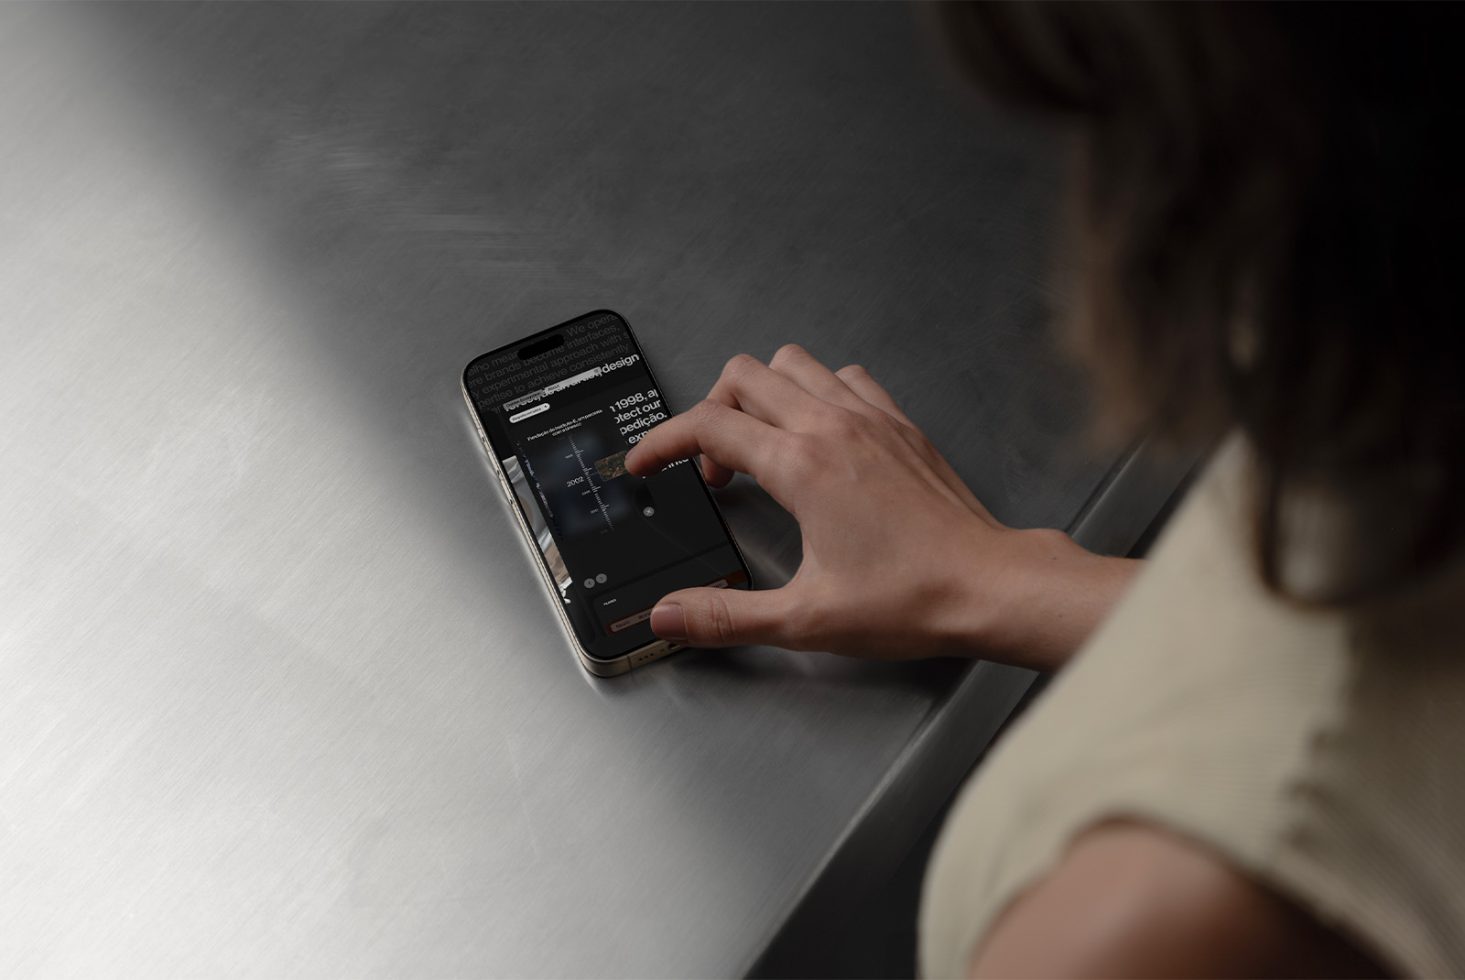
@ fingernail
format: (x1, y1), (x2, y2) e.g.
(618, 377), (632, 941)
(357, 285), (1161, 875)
(650, 602), (687, 640)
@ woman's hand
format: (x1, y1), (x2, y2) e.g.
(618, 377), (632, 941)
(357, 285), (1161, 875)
(625, 345), (1138, 670)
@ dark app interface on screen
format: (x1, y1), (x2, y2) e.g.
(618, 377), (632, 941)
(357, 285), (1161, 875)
(465, 312), (748, 660)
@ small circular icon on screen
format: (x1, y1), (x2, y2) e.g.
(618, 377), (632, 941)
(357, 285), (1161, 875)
(642, 506), (655, 518)
(595, 572), (607, 584)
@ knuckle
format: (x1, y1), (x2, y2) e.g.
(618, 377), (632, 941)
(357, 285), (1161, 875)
(688, 398), (720, 424)
(688, 399), (731, 434)
(771, 342), (809, 367)
(691, 398), (726, 421)
(698, 594), (738, 645)
(721, 353), (760, 383)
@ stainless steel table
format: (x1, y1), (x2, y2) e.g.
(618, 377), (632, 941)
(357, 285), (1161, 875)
(0, 4), (1185, 976)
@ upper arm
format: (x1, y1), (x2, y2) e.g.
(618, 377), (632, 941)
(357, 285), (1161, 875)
(966, 820), (1386, 979)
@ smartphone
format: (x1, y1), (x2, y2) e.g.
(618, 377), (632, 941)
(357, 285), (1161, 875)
(461, 310), (752, 676)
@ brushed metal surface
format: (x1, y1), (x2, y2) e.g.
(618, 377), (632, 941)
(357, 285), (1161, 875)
(1, 4), (1146, 976)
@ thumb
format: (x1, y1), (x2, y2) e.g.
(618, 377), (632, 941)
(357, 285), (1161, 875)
(649, 586), (791, 649)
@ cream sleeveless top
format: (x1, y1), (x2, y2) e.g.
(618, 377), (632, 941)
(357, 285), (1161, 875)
(920, 438), (1465, 978)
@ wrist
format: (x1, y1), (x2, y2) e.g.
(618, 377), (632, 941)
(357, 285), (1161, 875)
(967, 528), (1141, 671)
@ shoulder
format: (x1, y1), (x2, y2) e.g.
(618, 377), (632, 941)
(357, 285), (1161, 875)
(965, 819), (1385, 978)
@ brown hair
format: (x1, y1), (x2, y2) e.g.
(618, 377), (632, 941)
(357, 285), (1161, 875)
(932, 2), (1465, 602)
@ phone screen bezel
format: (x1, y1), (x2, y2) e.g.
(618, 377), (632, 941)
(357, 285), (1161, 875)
(462, 309), (752, 664)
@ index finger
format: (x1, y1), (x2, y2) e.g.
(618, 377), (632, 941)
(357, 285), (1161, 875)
(625, 400), (793, 496)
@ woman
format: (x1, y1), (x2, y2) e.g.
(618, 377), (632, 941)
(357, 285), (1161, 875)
(627, 4), (1464, 976)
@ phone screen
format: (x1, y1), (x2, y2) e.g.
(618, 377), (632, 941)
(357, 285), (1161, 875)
(463, 311), (750, 662)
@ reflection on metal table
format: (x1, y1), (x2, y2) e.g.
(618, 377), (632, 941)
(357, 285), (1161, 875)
(0, 4), (1188, 976)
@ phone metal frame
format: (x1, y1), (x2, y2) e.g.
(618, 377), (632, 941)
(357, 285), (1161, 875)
(459, 310), (750, 677)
